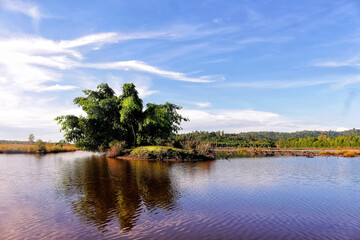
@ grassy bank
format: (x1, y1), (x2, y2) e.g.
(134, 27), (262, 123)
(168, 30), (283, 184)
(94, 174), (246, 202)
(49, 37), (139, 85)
(117, 146), (215, 161)
(0, 143), (78, 154)
(216, 148), (360, 158)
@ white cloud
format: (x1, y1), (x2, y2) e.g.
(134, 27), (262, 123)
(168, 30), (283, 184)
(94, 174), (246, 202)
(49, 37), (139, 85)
(179, 109), (333, 133)
(0, 0), (42, 21)
(35, 84), (78, 92)
(336, 127), (350, 132)
(194, 102), (211, 108)
(212, 18), (222, 24)
(59, 32), (119, 49)
(0, 28), (224, 140)
(227, 79), (335, 89)
(106, 74), (158, 98)
(0, 102), (84, 140)
(328, 76), (360, 89)
(0, 31), (205, 104)
(314, 55), (360, 68)
(83, 61), (217, 83)
(156, 24), (237, 40)
(237, 36), (293, 45)
(225, 75), (360, 90)
(0, 36), (86, 98)
(0, 32), (141, 140)
(131, 78), (158, 98)
(0, 31), (216, 105)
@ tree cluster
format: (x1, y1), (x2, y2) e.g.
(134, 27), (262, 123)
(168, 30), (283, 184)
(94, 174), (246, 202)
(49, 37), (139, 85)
(55, 83), (187, 151)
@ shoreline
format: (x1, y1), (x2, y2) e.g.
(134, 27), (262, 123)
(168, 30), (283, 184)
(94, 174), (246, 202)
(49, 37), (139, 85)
(0, 149), (77, 154)
(215, 148), (360, 158)
(116, 155), (213, 162)
(0, 143), (78, 154)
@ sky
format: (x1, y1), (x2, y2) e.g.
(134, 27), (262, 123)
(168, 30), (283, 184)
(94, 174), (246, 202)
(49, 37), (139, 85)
(1, 0), (360, 141)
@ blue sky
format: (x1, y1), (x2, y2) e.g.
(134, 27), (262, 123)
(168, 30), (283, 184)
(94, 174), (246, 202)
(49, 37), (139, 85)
(0, 0), (360, 140)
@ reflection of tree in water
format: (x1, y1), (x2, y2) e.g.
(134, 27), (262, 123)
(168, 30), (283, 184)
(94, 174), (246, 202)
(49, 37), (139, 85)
(58, 156), (180, 232)
(177, 160), (216, 176)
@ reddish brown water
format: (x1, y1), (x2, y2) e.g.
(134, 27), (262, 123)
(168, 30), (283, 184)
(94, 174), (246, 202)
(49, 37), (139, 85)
(1, 151), (360, 239)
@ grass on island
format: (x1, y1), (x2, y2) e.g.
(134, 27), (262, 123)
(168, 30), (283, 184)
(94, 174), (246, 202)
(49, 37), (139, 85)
(127, 146), (212, 161)
(0, 143), (78, 154)
(133, 146), (191, 153)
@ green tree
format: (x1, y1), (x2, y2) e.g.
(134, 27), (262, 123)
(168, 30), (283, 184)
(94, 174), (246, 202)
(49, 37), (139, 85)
(35, 139), (46, 152)
(139, 102), (188, 145)
(56, 83), (123, 151)
(119, 83), (143, 147)
(55, 83), (187, 151)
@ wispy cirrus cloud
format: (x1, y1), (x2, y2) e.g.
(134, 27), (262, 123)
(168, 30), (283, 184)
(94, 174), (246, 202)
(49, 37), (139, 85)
(0, 30), (218, 98)
(237, 36), (293, 45)
(194, 102), (211, 108)
(83, 61), (218, 83)
(0, 0), (42, 20)
(226, 79), (335, 89)
(314, 55), (360, 68)
(0, 0), (43, 28)
(225, 75), (360, 90)
(0, 29), (221, 139)
(58, 31), (186, 50)
(34, 84), (78, 92)
(160, 24), (238, 40)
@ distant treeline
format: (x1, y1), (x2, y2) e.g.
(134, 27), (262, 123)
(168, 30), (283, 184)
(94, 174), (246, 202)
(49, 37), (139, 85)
(176, 129), (360, 148)
(0, 140), (28, 144)
(278, 135), (360, 148)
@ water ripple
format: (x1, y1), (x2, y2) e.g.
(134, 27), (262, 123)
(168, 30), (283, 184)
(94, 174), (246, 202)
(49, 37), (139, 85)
(2, 154), (360, 239)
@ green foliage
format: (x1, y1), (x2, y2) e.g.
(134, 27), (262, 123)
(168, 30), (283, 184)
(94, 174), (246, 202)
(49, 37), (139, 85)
(129, 146), (212, 161)
(56, 83), (186, 151)
(107, 140), (127, 158)
(55, 140), (66, 149)
(175, 131), (277, 148)
(168, 138), (212, 155)
(195, 142), (212, 155)
(139, 102), (188, 145)
(119, 83), (143, 146)
(278, 135), (360, 148)
(35, 139), (46, 152)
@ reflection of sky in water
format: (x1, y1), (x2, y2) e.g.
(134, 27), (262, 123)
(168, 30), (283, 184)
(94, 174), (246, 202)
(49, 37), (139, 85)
(1, 153), (360, 239)
(173, 157), (360, 190)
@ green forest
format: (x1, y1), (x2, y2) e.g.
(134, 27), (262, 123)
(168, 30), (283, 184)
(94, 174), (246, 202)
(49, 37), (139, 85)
(176, 129), (360, 148)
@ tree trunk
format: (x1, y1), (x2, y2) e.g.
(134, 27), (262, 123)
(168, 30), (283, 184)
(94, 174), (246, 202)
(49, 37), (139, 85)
(131, 125), (136, 146)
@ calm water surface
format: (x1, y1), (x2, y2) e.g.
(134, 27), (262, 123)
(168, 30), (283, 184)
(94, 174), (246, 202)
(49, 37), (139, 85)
(1, 151), (360, 239)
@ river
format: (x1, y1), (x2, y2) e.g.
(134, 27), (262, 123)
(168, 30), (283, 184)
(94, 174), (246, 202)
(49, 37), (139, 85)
(1, 151), (360, 239)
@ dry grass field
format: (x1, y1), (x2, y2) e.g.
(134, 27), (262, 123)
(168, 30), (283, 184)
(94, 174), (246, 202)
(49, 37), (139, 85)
(0, 143), (78, 154)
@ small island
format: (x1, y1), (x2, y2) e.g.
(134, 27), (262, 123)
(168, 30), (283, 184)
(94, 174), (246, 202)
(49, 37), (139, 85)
(117, 146), (214, 161)
(55, 82), (213, 161)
